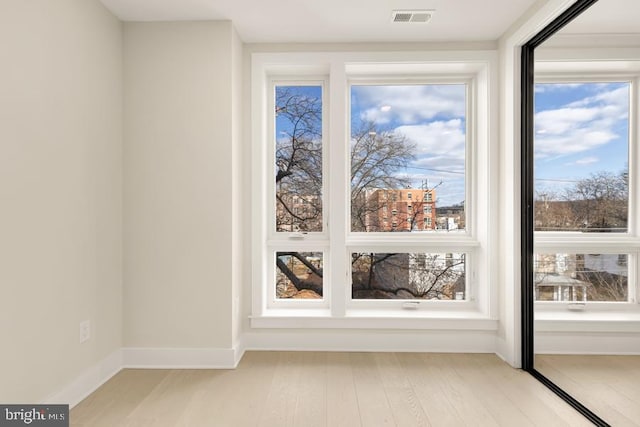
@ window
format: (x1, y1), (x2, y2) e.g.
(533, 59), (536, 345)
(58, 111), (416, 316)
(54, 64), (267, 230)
(276, 252), (324, 299)
(274, 84), (324, 234)
(534, 78), (638, 306)
(351, 252), (466, 300)
(350, 83), (466, 235)
(265, 81), (328, 308)
(424, 217), (432, 228)
(252, 52), (496, 326)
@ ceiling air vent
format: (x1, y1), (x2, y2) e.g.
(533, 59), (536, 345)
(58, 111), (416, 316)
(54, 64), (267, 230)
(391, 10), (434, 23)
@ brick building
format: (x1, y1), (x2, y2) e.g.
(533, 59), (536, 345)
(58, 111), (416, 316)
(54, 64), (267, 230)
(362, 188), (436, 232)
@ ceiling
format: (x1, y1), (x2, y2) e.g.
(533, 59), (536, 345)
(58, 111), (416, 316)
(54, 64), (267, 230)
(99, 0), (539, 43)
(557, 0), (640, 35)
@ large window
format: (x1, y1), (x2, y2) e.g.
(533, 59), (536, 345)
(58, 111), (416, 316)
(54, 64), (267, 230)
(252, 52), (496, 326)
(348, 82), (467, 300)
(534, 79), (638, 306)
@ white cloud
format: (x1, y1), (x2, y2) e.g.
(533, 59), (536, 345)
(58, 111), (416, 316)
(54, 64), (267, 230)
(395, 119), (466, 173)
(534, 85), (628, 159)
(566, 86), (629, 111)
(565, 156), (599, 166)
(353, 84), (466, 125)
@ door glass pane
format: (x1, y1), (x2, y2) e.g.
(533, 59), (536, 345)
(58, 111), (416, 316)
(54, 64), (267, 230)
(534, 82), (630, 232)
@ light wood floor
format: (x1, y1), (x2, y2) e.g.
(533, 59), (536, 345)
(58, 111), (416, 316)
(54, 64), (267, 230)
(536, 354), (640, 427)
(70, 351), (592, 427)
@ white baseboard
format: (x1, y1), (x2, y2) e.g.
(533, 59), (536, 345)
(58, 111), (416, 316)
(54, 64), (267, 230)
(536, 332), (640, 355)
(122, 347), (242, 369)
(241, 330), (498, 353)
(43, 349), (122, 409)
(42, 345), (246, 409)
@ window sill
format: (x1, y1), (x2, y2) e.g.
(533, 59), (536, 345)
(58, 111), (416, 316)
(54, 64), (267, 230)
(250, 309), (497, 330)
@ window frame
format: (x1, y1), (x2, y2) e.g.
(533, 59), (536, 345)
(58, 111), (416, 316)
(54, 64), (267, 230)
(266, 78), (330, 309)
(268, 78), (329, 241)
(533, 70), (640, 312)
(346, 77), (474, 239)
(345, 77), (477, 309)
(251, 51), (498, 328)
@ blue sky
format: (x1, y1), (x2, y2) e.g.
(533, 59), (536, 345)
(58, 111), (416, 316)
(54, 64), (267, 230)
(534, 82), (629, 197)
(277, 82), (629, 207)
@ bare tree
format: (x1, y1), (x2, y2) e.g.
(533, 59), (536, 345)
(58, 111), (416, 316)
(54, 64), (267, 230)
(276, 252), (323, 297)
(535, 170), (628, 232)
(566, 171), (628, 232)
(534, 190), (577, 231)
(351, 253), (465, 299)
(275, 87), (323, 232)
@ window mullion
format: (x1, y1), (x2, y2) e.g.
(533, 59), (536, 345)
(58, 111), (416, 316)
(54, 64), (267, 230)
(329, 60), (348, 317)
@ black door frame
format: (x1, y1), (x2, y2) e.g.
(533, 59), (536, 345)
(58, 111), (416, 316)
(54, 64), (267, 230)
(520, 0), (610, 425)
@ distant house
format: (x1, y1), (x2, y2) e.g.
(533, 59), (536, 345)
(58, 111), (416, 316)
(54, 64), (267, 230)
(534, 253), (627, 302)
(436, 203), (465, 231)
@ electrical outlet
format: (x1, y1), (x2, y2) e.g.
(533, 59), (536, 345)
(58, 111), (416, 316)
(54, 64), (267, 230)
(79, 320), (91, 343)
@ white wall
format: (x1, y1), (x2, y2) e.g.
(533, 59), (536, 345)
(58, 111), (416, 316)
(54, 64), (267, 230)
(0, 0), (123, 403)
(123, 21), (239, 354)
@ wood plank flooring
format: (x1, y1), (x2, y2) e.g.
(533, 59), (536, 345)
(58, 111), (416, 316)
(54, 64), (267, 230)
(70, 352), (592, 427)
(536, 354), (640, 427)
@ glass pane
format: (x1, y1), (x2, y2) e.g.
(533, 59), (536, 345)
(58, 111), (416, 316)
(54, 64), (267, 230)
(275, 85), (323, 232)
(351, 252), (466, 300)
(534, 82), (629, 232)
(534, 253), (628, 302)
(350, 84), (466, 232)
(276, 252), (323, 299)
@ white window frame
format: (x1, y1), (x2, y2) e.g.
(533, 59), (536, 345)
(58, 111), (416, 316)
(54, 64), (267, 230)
(266, 78), (330, 309)
(251, 51), (498, 329)
(533, 63), (640, 323)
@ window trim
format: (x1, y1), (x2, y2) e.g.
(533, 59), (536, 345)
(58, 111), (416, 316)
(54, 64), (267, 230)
(251, 51), (499, 328)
